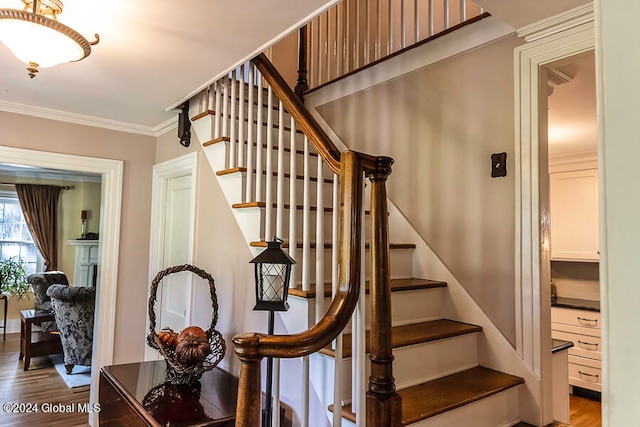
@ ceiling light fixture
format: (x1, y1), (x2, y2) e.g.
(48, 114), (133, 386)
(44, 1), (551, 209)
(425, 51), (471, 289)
(0, 0), (99, 78)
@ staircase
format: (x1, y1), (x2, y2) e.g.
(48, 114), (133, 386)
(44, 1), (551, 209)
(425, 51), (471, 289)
(188, 54), (525, 426)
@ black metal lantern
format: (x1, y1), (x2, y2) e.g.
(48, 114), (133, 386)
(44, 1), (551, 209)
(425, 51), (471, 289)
(250, 237), (296, 312)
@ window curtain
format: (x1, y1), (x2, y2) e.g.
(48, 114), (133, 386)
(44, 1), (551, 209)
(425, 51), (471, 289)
(15, 184), (63, 271)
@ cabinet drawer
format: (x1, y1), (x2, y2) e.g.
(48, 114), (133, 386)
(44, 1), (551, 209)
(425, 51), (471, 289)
(552, 330), (601, 360)
(569, 356), (601, 392)
(551, 307), (600, 332)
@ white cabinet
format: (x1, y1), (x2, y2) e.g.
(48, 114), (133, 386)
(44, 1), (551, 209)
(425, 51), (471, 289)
(551, 307), (601, 392)
(550, 169), (599, 261)
(68, 240), (100, 287)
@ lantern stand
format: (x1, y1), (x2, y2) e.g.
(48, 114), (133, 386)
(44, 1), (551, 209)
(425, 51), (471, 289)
(249, 237), (296, 427)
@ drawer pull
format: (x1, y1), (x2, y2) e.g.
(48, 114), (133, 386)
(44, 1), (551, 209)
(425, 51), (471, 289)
(579, 371), (599, 381)
(577, 317), (598, 326)
(578, 340), (599, 350)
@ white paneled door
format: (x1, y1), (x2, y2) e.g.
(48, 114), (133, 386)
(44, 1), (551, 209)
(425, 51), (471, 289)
(159, 174), (194, 332)
(146, 152), (197, 362)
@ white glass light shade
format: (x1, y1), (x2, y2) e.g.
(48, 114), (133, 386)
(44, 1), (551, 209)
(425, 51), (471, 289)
(0, 18), (84, 67)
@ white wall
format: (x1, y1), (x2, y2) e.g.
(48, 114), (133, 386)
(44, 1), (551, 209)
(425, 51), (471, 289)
(314, 34), (522, 345)
(595, 1), (640, 425)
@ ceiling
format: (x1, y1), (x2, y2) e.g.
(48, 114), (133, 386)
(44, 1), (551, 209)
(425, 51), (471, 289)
(547, 51), (597, 159)
(0, 0), (337, 135)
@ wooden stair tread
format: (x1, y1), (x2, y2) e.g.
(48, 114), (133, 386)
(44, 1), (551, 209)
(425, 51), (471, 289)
(250, 241), (415, 250)
(219, 168), (333, 184)
(333, 367), (524, 425)
(288, 278), (446, 298)
(320, 319), (481, 358)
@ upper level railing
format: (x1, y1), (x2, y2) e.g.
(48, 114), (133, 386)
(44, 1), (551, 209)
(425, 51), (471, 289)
(297, 0), (485, 92)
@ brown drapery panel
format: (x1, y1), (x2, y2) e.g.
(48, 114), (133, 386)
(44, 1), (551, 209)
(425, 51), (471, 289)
(15, 184), (63, 271)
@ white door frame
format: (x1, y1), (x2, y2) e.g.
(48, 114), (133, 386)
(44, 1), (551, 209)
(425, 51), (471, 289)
(0, 145), (123, 426)
(514, 5), (594, 424)
(144, 152), (198, 361)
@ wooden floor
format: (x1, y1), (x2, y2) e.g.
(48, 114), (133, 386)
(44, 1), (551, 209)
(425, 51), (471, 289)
(0, 332), (91, 426)
(516, 394), (601, 427)
(567, 394), (602, 427)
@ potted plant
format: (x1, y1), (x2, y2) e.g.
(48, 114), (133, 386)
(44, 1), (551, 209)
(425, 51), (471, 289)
(0, 256), (30, 300)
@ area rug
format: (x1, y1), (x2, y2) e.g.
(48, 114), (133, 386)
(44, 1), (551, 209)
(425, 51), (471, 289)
(49, 354), (91, 388)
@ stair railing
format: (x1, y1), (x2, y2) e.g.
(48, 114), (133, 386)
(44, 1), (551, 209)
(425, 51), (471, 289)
(191, 53), (400, 426)
(296, 0), (486, 92)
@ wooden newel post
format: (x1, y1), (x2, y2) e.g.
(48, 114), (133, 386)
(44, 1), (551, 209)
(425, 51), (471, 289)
(295, 26), (309, 99)
(233, 333), (263, 427)
(366, 156), (402, 427)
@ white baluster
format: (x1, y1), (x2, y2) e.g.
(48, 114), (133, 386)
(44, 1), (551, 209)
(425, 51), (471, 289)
(414, 0), (420, 43)
(315, 17), (321, 87)
(344, 0), (350, 74)
(315, 157), (325, 319)
(238, 64), (246, 169)
(222, 76), (229, 138)
(276, 101), (285, 239)
(460, 0), (467, 21)
(388, 0), (393, 54)
(326, 9), (331, 82)
(230, 70), (237, 168)
(401, 0), (406, 48)
(255, 75), (264, 201)
(302, 136), (311, 292)
(376, 0), (381, 60)
(273, 358), (281, 427)
(214, 81), (221, 138)
(301, 355), (310, 427)
(207, 87), (214, 112)
(444, 0), (450, 29)
(335, 4), (342, 79)
(365, 0), (370, 65)
(246, 66), (255, 202)
(265, 86), (274, 240)
(355, 0), (360, 68)
(354, 187), (366, 426)
(289, 118), (297, 287)
(428, 0), (434, 36)
(332, 177), (342, 426)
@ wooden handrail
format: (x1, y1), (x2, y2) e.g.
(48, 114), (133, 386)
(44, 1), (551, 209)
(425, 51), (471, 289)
(251, 53), (341, 175)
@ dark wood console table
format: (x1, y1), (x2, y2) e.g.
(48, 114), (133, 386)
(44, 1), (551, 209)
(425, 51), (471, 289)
(99, 360), (238, 426)
(19, 309), (62, 370)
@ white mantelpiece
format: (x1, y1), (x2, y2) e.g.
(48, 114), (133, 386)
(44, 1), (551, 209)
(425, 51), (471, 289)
(68, 239), (100, 287)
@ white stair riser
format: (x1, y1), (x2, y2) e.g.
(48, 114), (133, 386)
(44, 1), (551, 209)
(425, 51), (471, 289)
(289, 247), (414, 284)
(335, 387), (520, 427)
(292, 287), (446, 332)
(341, 288), (446, 332)
(408, 387), (521, 427)
(327, 333), (479, 397)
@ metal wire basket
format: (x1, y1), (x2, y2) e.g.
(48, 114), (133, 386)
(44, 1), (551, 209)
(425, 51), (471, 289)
(146, 264), (225, 385)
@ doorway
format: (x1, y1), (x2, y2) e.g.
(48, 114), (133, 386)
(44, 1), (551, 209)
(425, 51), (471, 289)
(0, 145), (123, 426)
(544, 50), (602, 426)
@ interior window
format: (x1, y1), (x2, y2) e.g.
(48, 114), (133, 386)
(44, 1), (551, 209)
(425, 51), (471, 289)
(0, 191), (45, 274)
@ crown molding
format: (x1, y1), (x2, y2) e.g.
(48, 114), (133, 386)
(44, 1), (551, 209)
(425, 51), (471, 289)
(153, 116), (178, 136)
(517, 4), (594, 42)
(0, 100), (174, 137)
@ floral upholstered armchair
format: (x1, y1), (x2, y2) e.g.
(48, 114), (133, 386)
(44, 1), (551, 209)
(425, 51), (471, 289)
(46, 285), (96, 374)
(26, 271), (69, 332)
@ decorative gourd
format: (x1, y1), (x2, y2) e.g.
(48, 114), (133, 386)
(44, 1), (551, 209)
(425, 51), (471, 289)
(157, 329), (179, 349)
(175, 326), (210, 366)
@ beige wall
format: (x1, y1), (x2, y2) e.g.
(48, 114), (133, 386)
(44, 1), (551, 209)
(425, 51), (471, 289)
(0, 110), (155, 364)
(316, 34), (522, 345)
